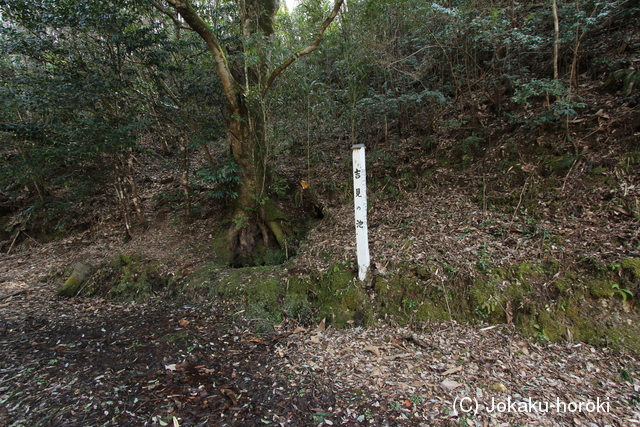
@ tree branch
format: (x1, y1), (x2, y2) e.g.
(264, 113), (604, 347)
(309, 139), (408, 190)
(150, 0), (192, 31)
(163, 0), (241, 113)
(261, 0), (345, 98)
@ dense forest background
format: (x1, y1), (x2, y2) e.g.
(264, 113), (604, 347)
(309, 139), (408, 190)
(2, 0), (637, 241)
(1, 0), (640, 346)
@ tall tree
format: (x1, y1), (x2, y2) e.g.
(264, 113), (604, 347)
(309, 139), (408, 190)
(155, 0), (344, 265)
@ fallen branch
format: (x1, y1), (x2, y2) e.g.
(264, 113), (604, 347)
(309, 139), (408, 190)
(7, 230), (20, 255)
(505, 176), (530, 236)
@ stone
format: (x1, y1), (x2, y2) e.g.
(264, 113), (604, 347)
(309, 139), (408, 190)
(57, 262), (93, 297)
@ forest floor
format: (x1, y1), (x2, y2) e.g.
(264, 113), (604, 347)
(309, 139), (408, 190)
(1, 88), (640, 426)
(1, 160), (640, 426)
(1, 271), (639, 427)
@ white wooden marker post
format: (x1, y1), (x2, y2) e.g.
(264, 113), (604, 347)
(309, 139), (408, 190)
(352, 144), (370, 281)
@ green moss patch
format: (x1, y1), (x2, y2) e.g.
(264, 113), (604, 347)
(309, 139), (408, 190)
(57, 262), (93, 297)
(81, 254), (171, 302)
(365, 257), (640, 354)
(210, 224), (233, 266)
(620, 258), (640, 290)
(184, 262), (371, 330)
(175, 255), (640, 354)
(587, 279), (616, 298)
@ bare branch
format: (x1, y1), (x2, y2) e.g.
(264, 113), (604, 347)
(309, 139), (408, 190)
(261, 0), (345, 98)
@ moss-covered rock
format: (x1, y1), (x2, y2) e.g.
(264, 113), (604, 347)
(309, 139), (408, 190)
(81, 254), (170, 302)
(57, 262), (93, 297)
(587, 279), (616, 299)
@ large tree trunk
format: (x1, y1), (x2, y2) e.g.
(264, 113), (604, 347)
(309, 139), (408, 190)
(226, 98), (273, 266)
(160, 0), (342, 265)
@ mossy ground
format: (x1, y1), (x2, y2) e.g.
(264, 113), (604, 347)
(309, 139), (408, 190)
(76, 245), (640, 354)
(180, 262), (372, 331)
(81, 253), (172, 302)
(170, 252), (640, 354)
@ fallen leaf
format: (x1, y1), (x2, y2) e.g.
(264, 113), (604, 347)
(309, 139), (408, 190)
(440, 379), (463, 391)
(490, 382), (507, 392)
(176, 362), (191, 370)
(442, 365), (463, 376)
(365, 345), (381, 357)
(384, 353), (413, 361)
(178, 319), (189, 327)
(220, 388), (238, 404)
(375, 261), (388, 275)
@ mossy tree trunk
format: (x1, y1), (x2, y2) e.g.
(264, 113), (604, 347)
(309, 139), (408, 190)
(159, 0), (343, 265)
(227, 98), (272, 265)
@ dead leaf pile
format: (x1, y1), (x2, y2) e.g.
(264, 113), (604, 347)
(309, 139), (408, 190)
(270, 321), (640, 426)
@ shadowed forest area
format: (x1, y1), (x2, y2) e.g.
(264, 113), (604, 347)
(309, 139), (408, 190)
(1, 0), (640, 425)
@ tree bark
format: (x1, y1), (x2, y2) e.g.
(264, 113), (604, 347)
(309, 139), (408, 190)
(227, 100), (270, 265)
(162, 0), (240, 113)
(178, 137), (191, 219)
(127, 152), (147, 227)
(158, 0), (343, 265)
(552, 0), (560, 82)
(114, 158), (134, 238)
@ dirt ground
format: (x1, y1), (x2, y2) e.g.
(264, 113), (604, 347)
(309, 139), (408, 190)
(1, 105), (640, 425)
(1, 236), (639, 426)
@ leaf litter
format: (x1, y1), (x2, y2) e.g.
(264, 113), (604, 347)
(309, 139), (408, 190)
(1, 91), (639, 425)
(1, 282), (639, 426)
(1, 165), (640, 426)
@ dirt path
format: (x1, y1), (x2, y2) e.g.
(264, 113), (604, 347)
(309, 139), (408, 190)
(1, 170), (639, 426)
(0, 286), (312, 426)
